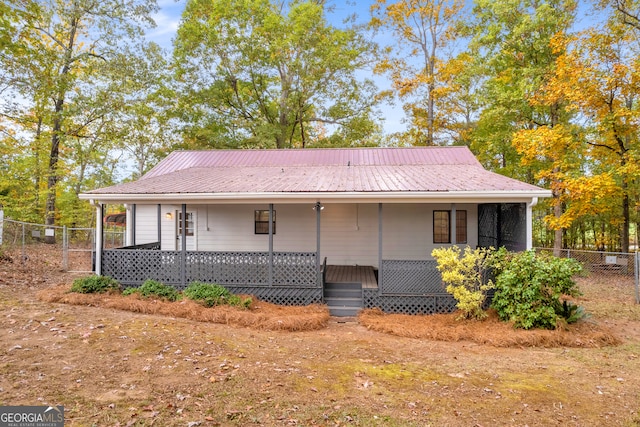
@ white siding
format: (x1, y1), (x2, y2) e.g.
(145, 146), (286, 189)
(320, 204), (379, 266)
(133, 204), (159, 245)
(382, 203), (478, 261)
(132, 202), (479, 265)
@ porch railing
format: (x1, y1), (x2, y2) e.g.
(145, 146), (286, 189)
(102, 249), (318, 289)
(380, 260), (443, 294)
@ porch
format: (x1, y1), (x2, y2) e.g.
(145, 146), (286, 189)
(101, 247), (457, 315)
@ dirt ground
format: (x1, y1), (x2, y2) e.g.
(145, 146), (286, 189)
(1, 247), (640, 426)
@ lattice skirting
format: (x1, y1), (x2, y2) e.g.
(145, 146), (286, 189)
(225, 286), (323, 306)
(363, 289), (457, 315)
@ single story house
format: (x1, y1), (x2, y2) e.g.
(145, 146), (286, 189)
(79, 147), (551, 316)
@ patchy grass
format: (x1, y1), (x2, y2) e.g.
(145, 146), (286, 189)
(2, 253), (640, 426)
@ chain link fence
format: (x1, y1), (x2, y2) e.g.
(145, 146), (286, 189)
(537, 248), (640, 304)
(0, 217), (95, 273)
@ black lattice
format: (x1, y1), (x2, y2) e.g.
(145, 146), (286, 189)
(103, 249), (181, 285)
(380, 260), (443, 294)
(363, 289), (456, 315)
(226, 286), (323, 306)
(103, 249), (318, 288)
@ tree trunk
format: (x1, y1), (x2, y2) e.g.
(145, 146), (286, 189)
(45, 99), (64, 244)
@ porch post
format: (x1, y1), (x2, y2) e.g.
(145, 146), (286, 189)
(378, 203), (383, 294)
(269, 203), (274, 286)
(131, 204), (136, 246)
(157, 204), (161, 247)
(181, 203), (187, 288)
(95, 202), (104, 276)
(526, 198), (538, 250)
(316, 202), (321, 274)
(451, 203), (457, 245)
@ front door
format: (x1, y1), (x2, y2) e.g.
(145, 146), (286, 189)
(175, 210), (196, 250)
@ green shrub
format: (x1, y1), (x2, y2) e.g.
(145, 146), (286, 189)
(184, 282), (252, 309)
(431, 246), (501, 320)
(491, 250), (584, 329)
(123, 279), (181, 302)
(71, 275), (120, 294)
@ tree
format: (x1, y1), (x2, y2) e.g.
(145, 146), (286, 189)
(0, 0), (158, 235)
(557, 20), (640, 252)
(370, 0), (465, 146)
(173, 0), (381, 149)
(467, 0), (578, 254)
(608, 0), (640, 29)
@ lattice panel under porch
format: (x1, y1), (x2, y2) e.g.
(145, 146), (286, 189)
(380, 260), (444, 294)
(226, 286), (323, 306)
(363, 289), (457, 315)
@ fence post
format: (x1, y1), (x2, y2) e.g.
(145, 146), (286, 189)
(635, 251), (639, 305)
(62, 225), (68, 271)
(21, 222), (25, 264)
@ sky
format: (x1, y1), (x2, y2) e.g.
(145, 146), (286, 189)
(144, 0), (406, 136)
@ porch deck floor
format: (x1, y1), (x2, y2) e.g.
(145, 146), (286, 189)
(325, 265), (378, 289)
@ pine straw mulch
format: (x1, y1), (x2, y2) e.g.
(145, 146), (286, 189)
(37, 285), (330, 332)
(358, 307), (622, 348)
(37, 285), (623, 348)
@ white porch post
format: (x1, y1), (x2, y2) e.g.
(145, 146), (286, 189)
(526, 198), (538, 250)
(125, 204), (133, 246)
(95, 202), (103, 276)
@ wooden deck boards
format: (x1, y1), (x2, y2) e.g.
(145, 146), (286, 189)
(325, 265), (378, 288)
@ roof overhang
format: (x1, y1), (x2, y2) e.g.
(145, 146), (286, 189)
(80, 190), (552, 205)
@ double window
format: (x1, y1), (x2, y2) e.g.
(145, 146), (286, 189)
(433, 210), (467, 244)
(255, 210), (276, 234)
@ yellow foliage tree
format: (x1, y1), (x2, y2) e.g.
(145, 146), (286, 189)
(370, 0), (465, 145)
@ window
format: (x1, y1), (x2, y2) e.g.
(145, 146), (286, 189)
(433, 211), (450, 243)
(178, 212), (194, 236)
(255, 210), (276, 234)
(433, 210), (467, 244)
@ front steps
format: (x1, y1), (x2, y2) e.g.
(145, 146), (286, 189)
(324, 282), (363, 317)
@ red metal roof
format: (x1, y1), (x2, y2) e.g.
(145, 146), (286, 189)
(84, 147), (550, 200)
(142, 146), (482, 179)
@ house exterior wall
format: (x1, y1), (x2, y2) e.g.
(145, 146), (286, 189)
(382, 203), (478, 260)
(133, 204), (159, 246)
(132, 202), (479, 266)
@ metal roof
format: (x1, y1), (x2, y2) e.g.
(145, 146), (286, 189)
(81, 147), (551, 203)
